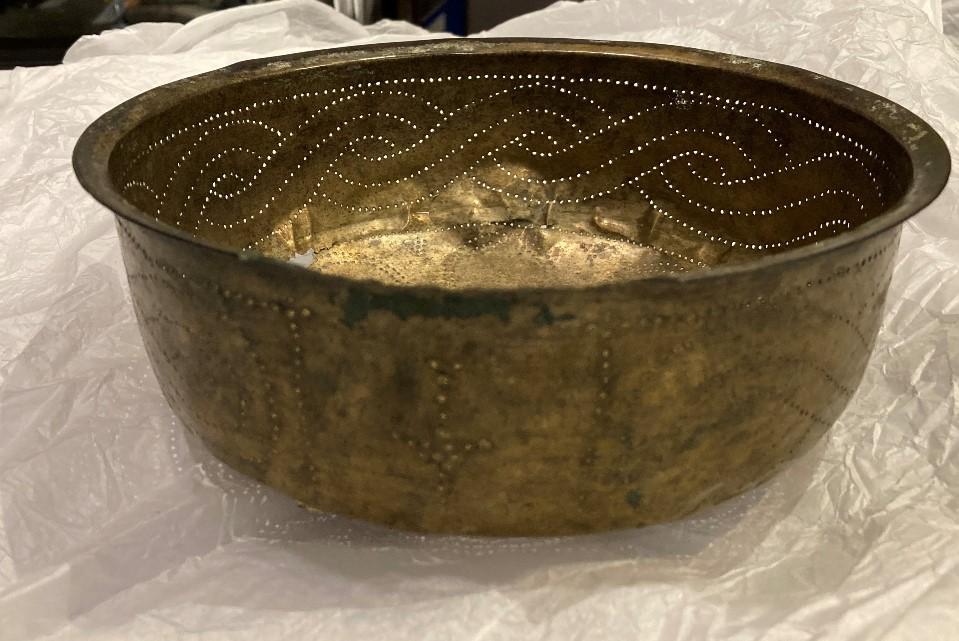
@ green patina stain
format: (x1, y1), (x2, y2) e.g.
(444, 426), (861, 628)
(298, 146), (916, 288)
(533, 304), (575, 326)
(342, 287), (515, 327)
(625, 489), (643, 508)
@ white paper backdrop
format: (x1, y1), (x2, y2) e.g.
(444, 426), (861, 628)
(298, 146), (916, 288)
(1, 1), (957, 639)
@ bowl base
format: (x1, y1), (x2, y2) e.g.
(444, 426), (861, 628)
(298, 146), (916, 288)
(307, 221), (693, 289)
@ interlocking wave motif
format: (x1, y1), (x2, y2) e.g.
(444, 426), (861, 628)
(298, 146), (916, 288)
(118, 74), (889, 260)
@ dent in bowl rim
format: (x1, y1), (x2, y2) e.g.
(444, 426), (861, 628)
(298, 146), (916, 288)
(72, 38), (951, 292)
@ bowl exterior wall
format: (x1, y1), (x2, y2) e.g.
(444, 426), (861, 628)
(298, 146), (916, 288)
(118, 216), (898, 535)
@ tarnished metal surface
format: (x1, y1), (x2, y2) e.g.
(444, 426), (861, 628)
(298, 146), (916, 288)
(73, 39), (949, 535)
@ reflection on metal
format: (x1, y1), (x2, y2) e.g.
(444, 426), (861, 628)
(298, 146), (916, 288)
(74, 39), (950, 536)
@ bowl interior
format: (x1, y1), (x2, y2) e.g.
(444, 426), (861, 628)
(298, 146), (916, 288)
(109, 45), (912, 289)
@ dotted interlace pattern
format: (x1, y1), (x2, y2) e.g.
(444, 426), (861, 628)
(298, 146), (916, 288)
(116, 70), (892, 282)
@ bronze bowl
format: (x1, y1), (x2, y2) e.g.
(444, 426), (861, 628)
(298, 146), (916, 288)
(73, 39), (949, 536)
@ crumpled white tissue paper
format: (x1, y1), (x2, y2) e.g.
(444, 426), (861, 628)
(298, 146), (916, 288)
(1, 0), (957, 639)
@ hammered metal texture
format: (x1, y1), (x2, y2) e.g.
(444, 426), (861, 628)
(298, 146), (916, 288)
(74, 40), (950, 535)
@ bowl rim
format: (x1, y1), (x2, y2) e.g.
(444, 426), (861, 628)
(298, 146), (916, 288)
(73, 37), (951, 293)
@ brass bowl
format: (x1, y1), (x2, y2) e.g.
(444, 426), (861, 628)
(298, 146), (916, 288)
(73, 39), (949, 536)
